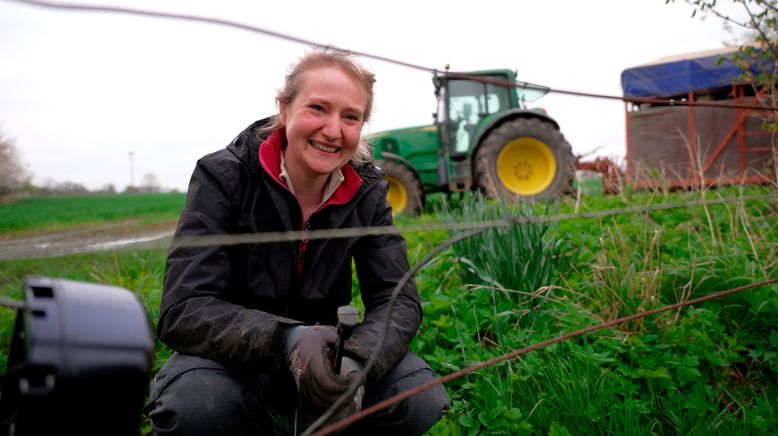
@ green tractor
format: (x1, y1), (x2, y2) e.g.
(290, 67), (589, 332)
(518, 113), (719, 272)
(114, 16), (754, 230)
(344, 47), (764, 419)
(371, 69), (575, 215)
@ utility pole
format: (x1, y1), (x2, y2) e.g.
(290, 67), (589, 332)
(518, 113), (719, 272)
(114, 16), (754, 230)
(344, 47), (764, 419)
(128, 151), (135, 188)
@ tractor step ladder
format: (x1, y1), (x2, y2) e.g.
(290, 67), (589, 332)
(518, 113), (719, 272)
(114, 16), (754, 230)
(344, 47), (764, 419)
(448, 157), (472, 192)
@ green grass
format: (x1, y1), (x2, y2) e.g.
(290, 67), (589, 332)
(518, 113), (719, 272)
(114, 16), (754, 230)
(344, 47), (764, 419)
(572, 174), (604, 196)
(415, 185), (777, 434)
(0, 250), (170, 371)
(0, 192), (186, 234)
(0, 185), (776, 434)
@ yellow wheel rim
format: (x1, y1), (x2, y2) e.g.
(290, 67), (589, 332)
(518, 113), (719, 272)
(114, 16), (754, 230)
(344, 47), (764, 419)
(385, 176), (408, 213)
(496, 137), (557, 196)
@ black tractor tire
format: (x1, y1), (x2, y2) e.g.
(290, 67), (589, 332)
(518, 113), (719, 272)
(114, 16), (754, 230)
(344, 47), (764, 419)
(376, 159), (424, 216)
(474, 118), (575, 201)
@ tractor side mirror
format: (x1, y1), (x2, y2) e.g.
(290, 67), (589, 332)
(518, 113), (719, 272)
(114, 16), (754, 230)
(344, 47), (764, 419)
(432, 75), (442, 91)
(0, 276), (154, 435)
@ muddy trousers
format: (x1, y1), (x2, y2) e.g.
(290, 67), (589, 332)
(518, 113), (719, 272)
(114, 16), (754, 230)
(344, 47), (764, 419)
(145, 351), (450, 435)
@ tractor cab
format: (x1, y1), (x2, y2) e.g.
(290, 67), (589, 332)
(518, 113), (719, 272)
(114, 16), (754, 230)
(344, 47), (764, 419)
(432, 70), (552, 192)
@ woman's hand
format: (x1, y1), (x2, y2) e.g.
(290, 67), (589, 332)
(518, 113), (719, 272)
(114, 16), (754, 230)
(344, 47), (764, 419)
(285, 326), (363, 415)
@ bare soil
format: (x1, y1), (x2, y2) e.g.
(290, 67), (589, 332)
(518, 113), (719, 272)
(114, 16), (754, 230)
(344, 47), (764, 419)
(0, 219), (178, 260)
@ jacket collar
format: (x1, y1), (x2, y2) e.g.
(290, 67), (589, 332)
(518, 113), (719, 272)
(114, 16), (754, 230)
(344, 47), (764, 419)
(258, 129), (363, 208)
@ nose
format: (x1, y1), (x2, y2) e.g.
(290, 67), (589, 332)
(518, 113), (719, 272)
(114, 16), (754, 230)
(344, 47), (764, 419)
(321, 115), (342, 140)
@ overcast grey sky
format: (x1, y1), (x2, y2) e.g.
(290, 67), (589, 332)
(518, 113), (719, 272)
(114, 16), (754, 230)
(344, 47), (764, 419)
(0, 0), (747, 192)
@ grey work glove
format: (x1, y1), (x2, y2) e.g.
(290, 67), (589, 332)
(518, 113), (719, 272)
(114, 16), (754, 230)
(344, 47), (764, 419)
(284, 326), (364, 418)
(336, 356), (365, 418)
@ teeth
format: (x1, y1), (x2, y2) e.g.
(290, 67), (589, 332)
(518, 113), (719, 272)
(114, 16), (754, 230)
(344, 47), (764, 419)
(310, 141), (338, 153)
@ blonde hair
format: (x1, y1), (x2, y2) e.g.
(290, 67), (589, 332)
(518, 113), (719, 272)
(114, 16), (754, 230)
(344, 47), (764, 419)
(262, 48), (376, 164)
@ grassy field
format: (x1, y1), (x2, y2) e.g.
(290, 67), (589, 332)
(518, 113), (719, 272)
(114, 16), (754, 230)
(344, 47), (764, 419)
(0, 192), (186, 234)
(0, 186), (776, 434)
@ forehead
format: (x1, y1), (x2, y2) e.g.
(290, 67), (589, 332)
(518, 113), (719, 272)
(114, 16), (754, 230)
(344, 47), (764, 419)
(296, 66), (368, 109)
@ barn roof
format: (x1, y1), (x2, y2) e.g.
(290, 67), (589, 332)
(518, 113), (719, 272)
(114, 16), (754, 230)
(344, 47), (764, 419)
(621, 47), (773, 98)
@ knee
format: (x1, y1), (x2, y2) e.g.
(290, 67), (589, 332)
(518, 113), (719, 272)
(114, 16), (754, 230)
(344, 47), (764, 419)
(391, 369), (451, 433)
(148, 367), (259, 435)
(355, 353), (451, 435)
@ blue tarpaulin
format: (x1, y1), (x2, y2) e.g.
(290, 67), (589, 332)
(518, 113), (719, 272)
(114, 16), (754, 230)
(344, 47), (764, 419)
(621, 48), (772, 98)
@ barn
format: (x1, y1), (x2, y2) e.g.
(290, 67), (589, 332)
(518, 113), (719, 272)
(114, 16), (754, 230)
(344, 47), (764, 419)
(621, 47), (775, 189)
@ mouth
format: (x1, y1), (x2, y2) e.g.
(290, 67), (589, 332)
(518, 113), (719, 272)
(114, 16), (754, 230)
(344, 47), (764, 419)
(309, 140), (339, 154)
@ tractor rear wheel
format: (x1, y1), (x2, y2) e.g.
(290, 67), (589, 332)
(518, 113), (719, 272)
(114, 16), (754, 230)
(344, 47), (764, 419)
(376, 159), (423, 216)
(474, 118), (574, 201)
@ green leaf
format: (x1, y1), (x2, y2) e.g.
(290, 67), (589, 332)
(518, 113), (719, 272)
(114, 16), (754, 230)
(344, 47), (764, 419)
(549, 422), (572, 436)
(478, 411), (492, 427)
(504, 407), (522, 420)
(459, 414), (476, 428)
(635, 367), (671, 379)
(678, 366), (702, 379)
(431, 314), (451, 328)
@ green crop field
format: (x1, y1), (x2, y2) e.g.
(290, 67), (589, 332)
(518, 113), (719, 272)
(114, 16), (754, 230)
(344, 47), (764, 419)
(0, 186), (776, 434)
(0, 192), (186, 234)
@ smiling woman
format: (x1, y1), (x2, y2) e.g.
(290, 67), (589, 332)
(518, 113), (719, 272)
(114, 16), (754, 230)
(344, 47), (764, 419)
(277, 65), (369, 223)
(144, 48), (450, 435)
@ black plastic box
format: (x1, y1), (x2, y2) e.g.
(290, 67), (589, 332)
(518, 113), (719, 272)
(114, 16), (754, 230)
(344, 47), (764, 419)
(0, 277), (154, 435)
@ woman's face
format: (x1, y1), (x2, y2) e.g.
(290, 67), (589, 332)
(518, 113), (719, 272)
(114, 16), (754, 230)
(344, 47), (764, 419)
(279, 65), (368, 180)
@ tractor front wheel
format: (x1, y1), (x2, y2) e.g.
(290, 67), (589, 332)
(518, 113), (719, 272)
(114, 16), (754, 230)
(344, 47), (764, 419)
(376, 159), (423, 216)
(474, 118), (574, 201)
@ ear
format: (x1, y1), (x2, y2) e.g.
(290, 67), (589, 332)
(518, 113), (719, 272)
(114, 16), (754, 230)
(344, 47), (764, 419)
(278, 103), (288, 126)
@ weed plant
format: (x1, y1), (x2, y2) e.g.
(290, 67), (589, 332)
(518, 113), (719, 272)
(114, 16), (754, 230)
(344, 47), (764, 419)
(435, 194), (566, 326)
(419, 186), (776, 435)
(0, 185), (775, 434)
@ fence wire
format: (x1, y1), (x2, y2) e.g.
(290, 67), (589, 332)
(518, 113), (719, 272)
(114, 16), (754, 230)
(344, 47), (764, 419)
(312, 278), (778, 435)
(1, 193), (775, 260)
(8, 0), (778, 111)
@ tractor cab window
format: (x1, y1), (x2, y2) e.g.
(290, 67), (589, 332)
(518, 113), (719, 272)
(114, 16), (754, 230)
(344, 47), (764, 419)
(447, 76), (512, 153)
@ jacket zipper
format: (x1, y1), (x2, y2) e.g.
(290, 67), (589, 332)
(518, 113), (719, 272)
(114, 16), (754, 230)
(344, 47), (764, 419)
(297, 220), (310, 275)
(294, 179), (380, 278)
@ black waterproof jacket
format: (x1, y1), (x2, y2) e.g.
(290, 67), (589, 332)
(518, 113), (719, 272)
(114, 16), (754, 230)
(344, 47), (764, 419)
(157, 119), (422, 384)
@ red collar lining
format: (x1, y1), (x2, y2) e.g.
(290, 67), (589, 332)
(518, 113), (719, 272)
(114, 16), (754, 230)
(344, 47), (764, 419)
(258, 129), (363, 208)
